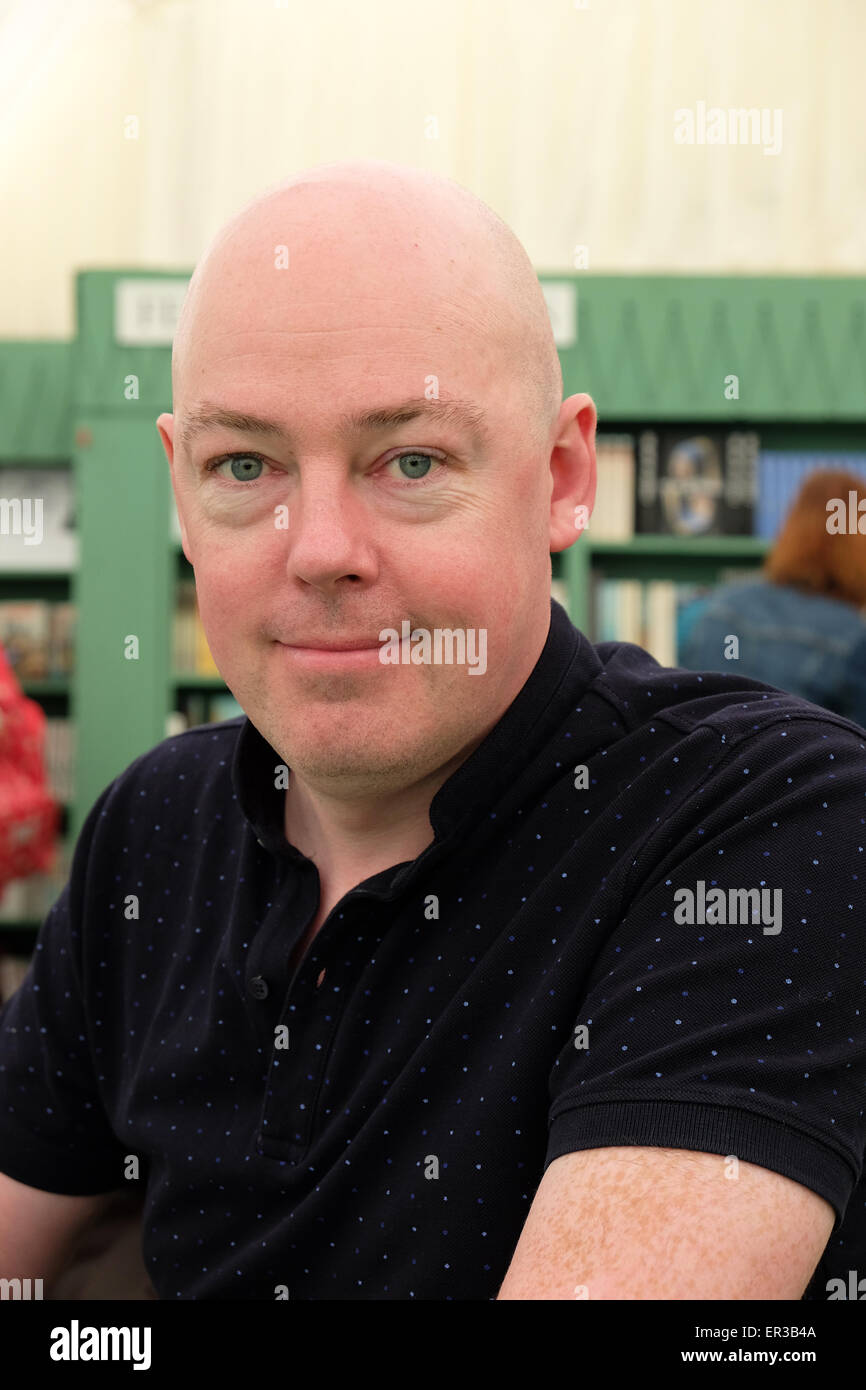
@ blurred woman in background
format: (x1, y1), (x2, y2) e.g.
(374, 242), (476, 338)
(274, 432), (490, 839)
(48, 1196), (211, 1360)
(678, 469), (866, 730)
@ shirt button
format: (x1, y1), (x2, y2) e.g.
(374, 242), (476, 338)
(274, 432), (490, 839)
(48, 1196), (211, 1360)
(256, 838), (266, 849)
(247, 975), (269, 1000)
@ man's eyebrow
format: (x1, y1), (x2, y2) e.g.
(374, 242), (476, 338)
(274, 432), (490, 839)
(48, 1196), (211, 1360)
(177, 397), (489, 452)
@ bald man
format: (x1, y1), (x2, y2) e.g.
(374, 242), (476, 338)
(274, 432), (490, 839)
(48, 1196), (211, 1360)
(159, 159), (575, 958)
(1, 161), (865, 1303)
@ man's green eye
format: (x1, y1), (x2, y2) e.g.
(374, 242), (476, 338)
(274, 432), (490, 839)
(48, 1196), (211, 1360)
(225, 455), (264, 481)
(207, 454), (265, 481)
(393, 452), (435, 480)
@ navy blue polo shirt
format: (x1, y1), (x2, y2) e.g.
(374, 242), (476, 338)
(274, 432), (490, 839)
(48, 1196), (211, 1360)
(1, 599), (865, 1301)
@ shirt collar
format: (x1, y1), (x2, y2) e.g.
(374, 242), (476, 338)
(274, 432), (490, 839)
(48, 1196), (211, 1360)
(231, 599), (602, 861)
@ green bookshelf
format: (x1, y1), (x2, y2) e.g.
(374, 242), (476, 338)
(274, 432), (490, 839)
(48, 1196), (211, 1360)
(0, 270), (865, 930)
(583, 536), (770, 556)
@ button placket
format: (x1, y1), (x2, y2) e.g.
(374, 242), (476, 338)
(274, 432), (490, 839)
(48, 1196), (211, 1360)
(258, 895), (388, 1159)
(258, 917), (359, 1159)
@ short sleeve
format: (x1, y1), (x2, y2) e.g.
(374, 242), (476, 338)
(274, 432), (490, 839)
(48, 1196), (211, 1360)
(545, 715), (866, 1230)
(0, 782), (129, 1195)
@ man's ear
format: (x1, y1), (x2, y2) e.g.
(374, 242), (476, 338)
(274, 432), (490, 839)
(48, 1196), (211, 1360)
(548, 393), (597, 553)
(156, 412), (194, 566)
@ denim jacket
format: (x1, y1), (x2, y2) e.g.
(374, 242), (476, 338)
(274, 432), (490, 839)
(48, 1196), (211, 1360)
(678, 579), (866, 733)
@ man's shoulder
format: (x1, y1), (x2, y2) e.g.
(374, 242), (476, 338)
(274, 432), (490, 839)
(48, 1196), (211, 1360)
(116, 715), (245, 780)
(588, 638), (866, 752)
(87, 717), (247, 830)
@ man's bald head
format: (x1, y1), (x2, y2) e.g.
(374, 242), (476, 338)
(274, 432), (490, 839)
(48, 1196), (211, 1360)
(171, 159), (562, 449)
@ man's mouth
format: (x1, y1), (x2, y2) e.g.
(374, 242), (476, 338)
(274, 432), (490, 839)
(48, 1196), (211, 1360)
(280, 636), (383, 651)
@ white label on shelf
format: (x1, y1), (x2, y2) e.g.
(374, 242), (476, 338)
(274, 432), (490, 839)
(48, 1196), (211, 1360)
(114, 279), (191, 346)
(541, 281), (577, 348)
(0, 467), (77, 570)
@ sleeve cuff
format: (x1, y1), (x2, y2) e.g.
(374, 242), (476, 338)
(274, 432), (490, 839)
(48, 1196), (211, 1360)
(0, 1139), (128, 1197)
(545, 1096), (859, 1231)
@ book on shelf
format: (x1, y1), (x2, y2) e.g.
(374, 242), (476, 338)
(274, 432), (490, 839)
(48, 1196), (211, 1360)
(588, 434), (636, 539)
(42, 718), (75, 803)
(174, 578), (220, 675)
(0, 953), (30, 1002)
(635, 429), (759, 536)
(0, 466), (77, 570)
(0, 601), (76, 679)
(0, 835), (72, 924)
(645, 582), (678, 668)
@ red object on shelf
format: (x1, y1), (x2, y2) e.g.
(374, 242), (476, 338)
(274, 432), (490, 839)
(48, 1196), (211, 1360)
(0, 641), (59, 898)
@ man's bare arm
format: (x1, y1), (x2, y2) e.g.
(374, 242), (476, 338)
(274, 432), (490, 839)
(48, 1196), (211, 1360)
(497, 1145), (835, 1299)
(0, 1169), (118, 1292)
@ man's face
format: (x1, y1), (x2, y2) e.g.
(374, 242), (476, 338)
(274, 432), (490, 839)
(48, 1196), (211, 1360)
(158, 226), (563, 796)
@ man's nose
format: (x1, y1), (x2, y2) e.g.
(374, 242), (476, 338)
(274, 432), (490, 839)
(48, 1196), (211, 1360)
(286, 472), (378, 589)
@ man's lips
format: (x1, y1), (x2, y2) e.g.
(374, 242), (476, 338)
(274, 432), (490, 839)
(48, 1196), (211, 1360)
(278, 637), (383, 651)
(276, 638), (386, 671)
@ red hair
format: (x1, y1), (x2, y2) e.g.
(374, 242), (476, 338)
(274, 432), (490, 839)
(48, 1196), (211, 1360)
(765, 469), (866, 608)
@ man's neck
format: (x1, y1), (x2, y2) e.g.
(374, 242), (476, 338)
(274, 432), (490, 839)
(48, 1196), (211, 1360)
(282, 735), (487, 893)
(284, 775), (435, 882)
